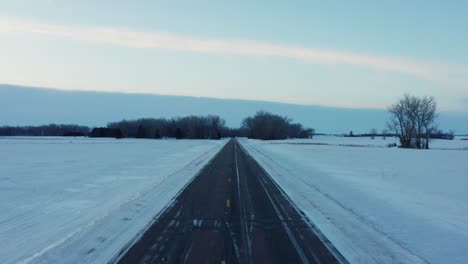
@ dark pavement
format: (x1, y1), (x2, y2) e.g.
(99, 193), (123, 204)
(115, 139), (346, 264)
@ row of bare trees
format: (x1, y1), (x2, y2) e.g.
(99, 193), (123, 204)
(107, 115), (225, 139)
(0, 124), (90, 137)
(387, 94), (437, 149)
(106, 112), (314, 140)
(0, 113), (314, 140)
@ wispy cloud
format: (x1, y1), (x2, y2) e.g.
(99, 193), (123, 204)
(1, 16), (467, 86)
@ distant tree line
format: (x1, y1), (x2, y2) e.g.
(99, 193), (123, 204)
(89, 127), (123, 138)
(344, 129), (453, 141)
(105, 112), (314, 140)
(345, 130), (396, 139)
(219, 127), (250, 138)
(430, 129), (455, 140)
(242, 111), (314, 140)
(1, 102), (454, 145)
(0, 112), (314, 140)
(0, 124), (90, 137)
(106, 115), (225, 139)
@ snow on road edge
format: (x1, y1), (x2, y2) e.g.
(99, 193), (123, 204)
(27, 139), (227, 264)
(240, 139), (427, 264)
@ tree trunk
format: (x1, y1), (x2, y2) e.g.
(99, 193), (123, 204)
(425, 127), (430, 149)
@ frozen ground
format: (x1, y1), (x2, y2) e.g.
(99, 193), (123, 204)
(240, 137), (468, 264)
(282, 135), (468, 150)
(0, 137), (227, 264)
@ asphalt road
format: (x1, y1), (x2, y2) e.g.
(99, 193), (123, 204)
(115, 139), (346, 264)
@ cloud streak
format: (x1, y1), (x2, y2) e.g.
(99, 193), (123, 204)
(1, 16), (467, 85)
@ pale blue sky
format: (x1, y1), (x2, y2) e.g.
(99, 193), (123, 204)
(1, 1), (467, 111)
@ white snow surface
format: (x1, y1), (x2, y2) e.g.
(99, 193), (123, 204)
(240, 137), (468, 264)
(0, 137), (227, 264)
(285, 135), (468, 150)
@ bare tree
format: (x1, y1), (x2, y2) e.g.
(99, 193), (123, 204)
(370, 128), (378, 139)
(381, 129), (387, 140)
(419, 96), (437, 149)
(242, 111), (289, 140)
(387, 94), (437, 149)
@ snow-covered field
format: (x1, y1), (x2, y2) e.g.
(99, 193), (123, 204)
(0, 137), (227, 264)
(282, 135), (468, 150)
(240, 137), (468, 264)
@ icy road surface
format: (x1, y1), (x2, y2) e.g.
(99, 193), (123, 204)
(0, 137), (227, 264)
(240, 138), (468, 264)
